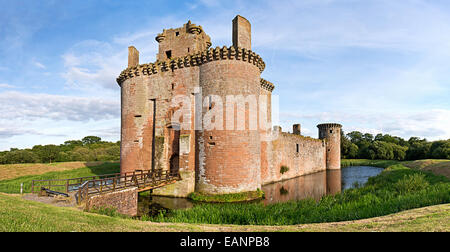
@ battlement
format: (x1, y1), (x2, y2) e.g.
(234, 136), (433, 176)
(117, 46), (266, 85)
(317, 123), (342, 129)
(260, 78), (275, 92)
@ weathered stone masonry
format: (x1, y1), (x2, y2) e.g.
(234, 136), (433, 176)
(117, 15), (342, 197)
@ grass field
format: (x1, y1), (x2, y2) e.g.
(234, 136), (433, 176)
(0, 162), (120, 194)
(0, 159), (448, 231)
(0, 193), (448, 232)
(0, 161), (109, 181)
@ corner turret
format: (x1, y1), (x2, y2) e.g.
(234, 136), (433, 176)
(317, 123), (342, 170)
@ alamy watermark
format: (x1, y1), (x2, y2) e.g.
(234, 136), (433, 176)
(168, 87), (281, 141)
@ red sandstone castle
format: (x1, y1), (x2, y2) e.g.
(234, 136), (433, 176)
(116, 15), (342, 197)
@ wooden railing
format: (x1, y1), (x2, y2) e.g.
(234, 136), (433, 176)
(31, 169), (181, 203)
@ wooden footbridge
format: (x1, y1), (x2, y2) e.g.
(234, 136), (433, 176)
(31, 169), (181, 204)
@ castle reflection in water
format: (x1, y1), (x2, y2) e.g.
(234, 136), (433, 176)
(262, 170), (342, 204)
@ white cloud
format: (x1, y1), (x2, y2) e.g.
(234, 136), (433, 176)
(0, 83), (15, 89)
(280, 109), (450, 141)
(0, 91), (119, 122)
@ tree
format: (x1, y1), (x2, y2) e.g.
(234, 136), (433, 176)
(341, 130), (359, 158)
(429, 140), (450, 159)
(2, 150), (40, 164)
(82, 136), (102, 145)
(34, 145), (60, 163)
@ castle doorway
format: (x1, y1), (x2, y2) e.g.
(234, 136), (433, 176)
(165, 123), (180, 173)
(170, 154), (179, 174)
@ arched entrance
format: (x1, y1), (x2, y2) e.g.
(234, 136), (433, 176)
(165, 123), (180, 174)
(170, 154), (179, 174)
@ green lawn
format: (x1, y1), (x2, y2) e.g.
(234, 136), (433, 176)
(1, 193), (448, 232)
(0, 162), (120, 194)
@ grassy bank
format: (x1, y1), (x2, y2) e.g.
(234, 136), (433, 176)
(0, 193), (448, 232)
(341, 159), (401, 168)
(0, 162), (120, 194)
(149, 163), (450, 225)
(188, 190), (265, 203)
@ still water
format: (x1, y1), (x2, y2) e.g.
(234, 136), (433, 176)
(138, 166), (384, 215)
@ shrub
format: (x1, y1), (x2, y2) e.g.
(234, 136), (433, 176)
(394, 174), (430, 194)
(280, 166), (289, 174)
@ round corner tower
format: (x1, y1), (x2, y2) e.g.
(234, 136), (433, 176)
(317, 123), (342, 170)
(196, 15), (262, 194)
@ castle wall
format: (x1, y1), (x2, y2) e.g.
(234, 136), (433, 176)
(262, 132), (327, 185)
(196, 60), (262, 194)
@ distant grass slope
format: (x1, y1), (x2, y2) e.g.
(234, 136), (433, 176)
(0, 161), (109, 181)
(402, 160), (450, 179)
(0, 162), (120, 194)
(0, 193), (448, 232)
(342, 159), (450, 179)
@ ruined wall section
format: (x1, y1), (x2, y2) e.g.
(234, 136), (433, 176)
(233, 15), (251, 50)
(156, 21), (211, 61)
(263, 131), (327, 185)
(85, 187), (138, 216)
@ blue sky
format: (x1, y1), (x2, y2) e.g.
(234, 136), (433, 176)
(0, 0), (449, 151)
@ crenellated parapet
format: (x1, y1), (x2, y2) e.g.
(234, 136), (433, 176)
(260, 78), (275, 92)
(317, 123), (343, 130)
(117, 46), (266, 85)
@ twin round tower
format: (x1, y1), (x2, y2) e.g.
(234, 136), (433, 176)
(116, 15), (342, 197)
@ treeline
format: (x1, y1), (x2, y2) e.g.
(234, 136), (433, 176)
(341, 131), (450, 160)
(0, 136), (120, 164)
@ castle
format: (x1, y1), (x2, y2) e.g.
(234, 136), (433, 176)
(116, 15), (342, 197)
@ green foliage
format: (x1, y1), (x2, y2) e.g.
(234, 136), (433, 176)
(82, 136), (102, 145)
(394, 174), (429, 194)
(342, 130), (449, 161)
(1, 150), (40, 164)
(0, 136), (120, 164)
(280, 165), (289, 174)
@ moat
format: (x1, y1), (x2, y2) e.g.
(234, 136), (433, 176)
(137, 166), (384, 216)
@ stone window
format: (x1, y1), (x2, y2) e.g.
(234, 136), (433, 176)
(330, 129), (333, 133)
(175, 31), (180, 36)
(296, 143), (299, 153)
(166, 50), (172, 59)
(171, 83), (175, 90)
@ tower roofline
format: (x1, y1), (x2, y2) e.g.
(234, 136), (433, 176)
(317, 123), (342, 129)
